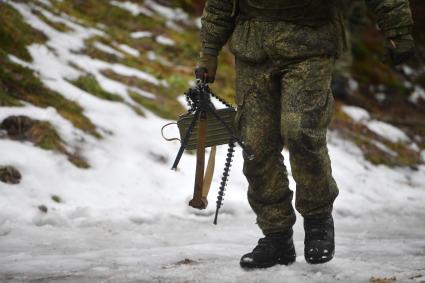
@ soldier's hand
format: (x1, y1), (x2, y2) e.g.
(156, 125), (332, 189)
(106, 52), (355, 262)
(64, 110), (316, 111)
(384, 34), (416, 66)
(195, 52), (218, 83)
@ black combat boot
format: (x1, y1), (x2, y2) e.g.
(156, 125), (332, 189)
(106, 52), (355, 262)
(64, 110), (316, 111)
(240, 230), (296, 269)
(304, 215), (335, 264)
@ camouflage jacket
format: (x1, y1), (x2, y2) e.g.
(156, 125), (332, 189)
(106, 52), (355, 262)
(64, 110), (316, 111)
(201, 0), (414, 54)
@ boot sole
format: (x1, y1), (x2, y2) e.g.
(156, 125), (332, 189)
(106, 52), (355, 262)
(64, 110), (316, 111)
(240, 256), (296, 269)
(305, 252), (335, 265)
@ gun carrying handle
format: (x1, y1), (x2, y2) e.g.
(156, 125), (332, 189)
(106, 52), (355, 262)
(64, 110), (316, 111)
(161, 122), (180, 142)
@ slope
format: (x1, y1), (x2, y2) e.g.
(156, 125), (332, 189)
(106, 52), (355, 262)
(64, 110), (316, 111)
(0, 1), (424, 282)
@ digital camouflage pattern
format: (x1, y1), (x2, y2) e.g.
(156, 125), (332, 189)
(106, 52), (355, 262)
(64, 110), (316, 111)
(200, 0), (414, 234)
(201, 0), (413, 54)
(235, 57), (338, 234)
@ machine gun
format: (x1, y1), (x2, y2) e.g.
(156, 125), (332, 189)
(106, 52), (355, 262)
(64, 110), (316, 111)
(164, 80), (253, 224)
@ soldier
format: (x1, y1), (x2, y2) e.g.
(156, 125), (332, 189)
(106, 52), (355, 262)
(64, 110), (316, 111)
(196, 0), (415, 269)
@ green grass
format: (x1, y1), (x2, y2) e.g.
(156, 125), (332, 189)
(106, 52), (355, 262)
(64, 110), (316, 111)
(331, 103), (422, 168)
(4, 0), (421, 169)
(27, 120), (90, 168)
(59, 0), (236, 117)
(0, 2), (47, 61)
(0, 52), (99, 137)
(0, 115), (90, 168)
(0, 89), (23, 107)
(51, 195), (62, 203)
(52, 0), (162, 30)
(101, 69), (186, 119)
(30, 121), (65, 151)
(70, 75), (124, 102)
(129, 91), (184, 120)
(31, 8), (73, 33)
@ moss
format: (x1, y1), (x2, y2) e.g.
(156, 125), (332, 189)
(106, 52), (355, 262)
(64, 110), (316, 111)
(83, 36), (126, 63)
(70, 75), (123, 102)
(0, 89), (23, 107)
(51, 195), (62, 203)
(52, 0), (162, 30)
(353, 137), (398, 167)
(332, 110), (422, 168)
(167, 75), (190, 97)
(30, 121), (65, 151)
(38, 205), (48, 213)
(102, 69), (186, 119)
(333, 102), (353, 123)
(0, 166), (22, 185)
(384, 141), (422, 166)
(67, 0), (234, 113)
(0, 116), (90, 168)
(31, 8), (73, 33)
(29, 121), (90, 168)
(68, 154), (90, 169)
(0, 53), (99, 136)
(0, 2), (47, 61)
(129, 91), (184, 120)
(129, 105), (146, 117)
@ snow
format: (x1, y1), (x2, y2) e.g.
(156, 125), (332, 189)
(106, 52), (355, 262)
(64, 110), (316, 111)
(1, 1), (425, 282)
(156, 35), (176, 46)
(35, 0), (52, 7)
(117, 44), (140, 58)
(147, 50), (157, 61)
(10, 1), (164, 105)
(195, 17), (202, 30)
(143, 0), (192, 32)
(370, 140), (397, 156)
(144, 0), (189, 22)
(0, 105), (86, 148)
(403, 65), (415, 76)
(129, 87), (156, 99)
(93, 42), (124, 58)
(375, 92), (386, 103)
(110, 0), (153, 17)
(8, 54), (33, 68)
(367, 120), (410, 143)
(106, 63), (162, 86)
(348, 79), (359, 92)
(130, 31), (153, 39)
(409, 86), (425, 104)
(342, 105), (370, 123)
(1, 130), (425, 282)
(342, 106), (410, 143)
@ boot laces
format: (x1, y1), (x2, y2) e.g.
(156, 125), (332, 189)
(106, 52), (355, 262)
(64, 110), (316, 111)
(253, 236), (283, 253)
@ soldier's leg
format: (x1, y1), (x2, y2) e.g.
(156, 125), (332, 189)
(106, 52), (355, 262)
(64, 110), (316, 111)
(235, 58), (296, 235)
(280, 56), (339, 218)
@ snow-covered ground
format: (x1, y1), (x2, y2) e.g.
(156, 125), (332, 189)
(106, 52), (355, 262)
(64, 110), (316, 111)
(1, 1), (425, 282)
(1, 132), (425, 282)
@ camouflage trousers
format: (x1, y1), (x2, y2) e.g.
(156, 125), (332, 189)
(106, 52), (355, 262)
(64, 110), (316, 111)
(235, 56), (339, 235)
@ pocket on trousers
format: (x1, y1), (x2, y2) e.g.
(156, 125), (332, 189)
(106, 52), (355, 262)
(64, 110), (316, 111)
(300, 90), (334, 129)
(229, 21), (268, 64)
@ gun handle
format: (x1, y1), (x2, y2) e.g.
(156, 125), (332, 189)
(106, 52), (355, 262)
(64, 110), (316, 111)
(189, 113), (208, 210)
